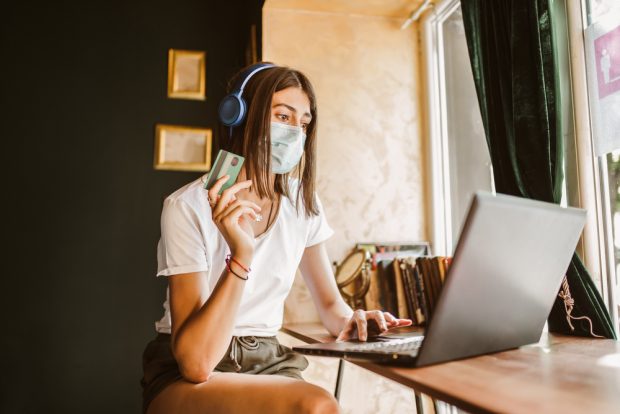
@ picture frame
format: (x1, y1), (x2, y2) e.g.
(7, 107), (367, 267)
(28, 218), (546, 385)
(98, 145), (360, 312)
(245, 24), (258, 66)
(167, 49), (206, 100)
(154, 124), (212, 172)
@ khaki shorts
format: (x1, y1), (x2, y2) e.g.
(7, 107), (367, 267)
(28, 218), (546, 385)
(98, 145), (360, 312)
(140, 333), (309, 413)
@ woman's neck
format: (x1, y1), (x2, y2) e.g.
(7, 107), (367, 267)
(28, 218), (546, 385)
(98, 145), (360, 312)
(237, 167), (277, 203)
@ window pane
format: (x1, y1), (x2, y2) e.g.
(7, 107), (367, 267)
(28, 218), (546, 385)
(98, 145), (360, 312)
(443, 6), (492, 248)
(605, 150), (620, 327)
(584, 0), (620, 330)
(587, 0), (617, 23)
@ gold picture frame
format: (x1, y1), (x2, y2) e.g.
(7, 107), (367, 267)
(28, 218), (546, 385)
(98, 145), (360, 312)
(154, 124), (212, 172)
(245, 24), (258, 66)
(167, 49), (206, 100)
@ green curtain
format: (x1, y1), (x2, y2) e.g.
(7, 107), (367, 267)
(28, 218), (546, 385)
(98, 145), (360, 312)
(461, 0), (616, 339)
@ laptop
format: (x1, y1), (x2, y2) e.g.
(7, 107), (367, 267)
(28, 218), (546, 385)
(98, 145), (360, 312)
(293, 192), (586, 367)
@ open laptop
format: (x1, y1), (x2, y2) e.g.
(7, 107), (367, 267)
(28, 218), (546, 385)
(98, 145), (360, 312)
(293, 192), (587, 367)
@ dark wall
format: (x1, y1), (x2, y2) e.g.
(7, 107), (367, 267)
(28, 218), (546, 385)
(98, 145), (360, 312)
(1, 1), (262, 412)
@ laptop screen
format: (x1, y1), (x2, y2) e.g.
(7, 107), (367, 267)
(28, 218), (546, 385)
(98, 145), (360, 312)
(416, 192), (586, 366)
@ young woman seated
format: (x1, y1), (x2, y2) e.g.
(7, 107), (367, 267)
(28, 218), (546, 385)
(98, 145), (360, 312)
(140, 63), (412, 414)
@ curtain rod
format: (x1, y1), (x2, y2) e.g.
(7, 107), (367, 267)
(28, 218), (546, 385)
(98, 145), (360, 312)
(401, 0), (433, 29)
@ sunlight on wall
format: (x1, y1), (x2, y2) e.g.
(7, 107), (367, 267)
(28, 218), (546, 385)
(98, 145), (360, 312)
(264, 2), (427, 412)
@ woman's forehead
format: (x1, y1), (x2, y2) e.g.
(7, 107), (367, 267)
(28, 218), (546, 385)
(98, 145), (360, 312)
(272, 87), (311, 116)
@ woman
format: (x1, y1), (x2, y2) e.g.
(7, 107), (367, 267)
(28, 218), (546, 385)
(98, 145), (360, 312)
(141, 63), (412, 414)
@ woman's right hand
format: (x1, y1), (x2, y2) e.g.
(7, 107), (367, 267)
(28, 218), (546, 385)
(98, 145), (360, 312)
(208, 175), (261, 259)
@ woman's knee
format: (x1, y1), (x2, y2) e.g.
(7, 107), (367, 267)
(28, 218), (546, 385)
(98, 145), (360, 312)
(293, 383), (340, 414)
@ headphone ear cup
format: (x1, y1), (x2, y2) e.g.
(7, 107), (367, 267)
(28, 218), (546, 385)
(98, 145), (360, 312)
(219, 94), (246, 127)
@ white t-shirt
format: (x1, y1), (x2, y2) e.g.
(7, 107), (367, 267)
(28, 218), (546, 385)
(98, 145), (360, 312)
(154, 175), (334, 337)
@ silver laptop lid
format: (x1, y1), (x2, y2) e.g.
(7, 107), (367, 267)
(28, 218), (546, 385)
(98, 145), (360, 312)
(416, 192), (586, 366)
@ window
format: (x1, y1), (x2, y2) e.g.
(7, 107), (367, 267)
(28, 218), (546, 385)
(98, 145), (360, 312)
(422, 0), (491, 256)
(425, 0), (619, 335)
(581, 0), (620, 332)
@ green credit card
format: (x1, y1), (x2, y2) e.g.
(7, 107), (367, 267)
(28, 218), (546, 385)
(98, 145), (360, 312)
(204, 150), (245, 194)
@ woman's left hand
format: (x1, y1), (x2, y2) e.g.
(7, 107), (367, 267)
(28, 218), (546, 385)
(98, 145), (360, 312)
(336, 310), (413, 342)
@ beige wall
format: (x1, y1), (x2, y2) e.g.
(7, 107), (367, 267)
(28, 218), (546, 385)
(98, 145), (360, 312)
(264, 3), (427, 321)
(264, 7), (425, 265)
(264, 2), (427, 413)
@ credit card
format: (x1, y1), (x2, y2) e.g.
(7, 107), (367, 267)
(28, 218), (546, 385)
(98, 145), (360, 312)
(203, 150), (245, 194)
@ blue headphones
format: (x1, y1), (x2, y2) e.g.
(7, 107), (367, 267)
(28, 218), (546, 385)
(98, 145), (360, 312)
(218, 63), (276, 128)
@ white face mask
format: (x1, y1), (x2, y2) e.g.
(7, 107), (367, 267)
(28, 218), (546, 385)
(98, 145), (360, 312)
(270, 122), (306, 174)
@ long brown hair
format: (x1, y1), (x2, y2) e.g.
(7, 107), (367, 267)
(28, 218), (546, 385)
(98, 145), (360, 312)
(220, 63), (319, 217)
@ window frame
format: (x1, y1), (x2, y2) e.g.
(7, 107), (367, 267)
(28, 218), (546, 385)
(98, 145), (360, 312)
(563, 0), (619, 333)
(420, 0), (463, 257)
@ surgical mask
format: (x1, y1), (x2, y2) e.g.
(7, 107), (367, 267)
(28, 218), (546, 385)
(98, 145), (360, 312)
(270, 122), (306, 174)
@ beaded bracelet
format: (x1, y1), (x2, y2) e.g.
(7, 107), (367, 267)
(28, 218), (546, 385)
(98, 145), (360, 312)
(225, 255), (249, 281)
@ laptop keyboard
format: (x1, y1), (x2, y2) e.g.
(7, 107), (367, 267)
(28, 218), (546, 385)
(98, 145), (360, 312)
(342, 337), (424, 353)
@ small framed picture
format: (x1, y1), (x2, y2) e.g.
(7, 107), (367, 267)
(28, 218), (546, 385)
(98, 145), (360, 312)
(167, 49), (206, 100)
(154, 124), (212, 172)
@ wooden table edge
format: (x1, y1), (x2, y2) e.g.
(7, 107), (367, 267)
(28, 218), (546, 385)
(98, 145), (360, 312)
(281, 323), (620, 414)
(280, 323), (496, 413)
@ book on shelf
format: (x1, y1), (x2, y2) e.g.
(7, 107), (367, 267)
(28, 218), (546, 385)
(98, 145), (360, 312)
(418, 257), (436, 314)
(356, 242), (456, 325)
(441, 257), (452, 282)
(358, 242), (427, 315)
(399, 259), (416, 322)
(361, 251), (452, 326)
(393, 259), (410, 319)
(364, 267), (382, 311)
(410, 262), (427, 324)
(374, 260), (397, 315)
(400, 258), (423, 325)
(412, 262), (430, 324)
(430, 257), (444, 307)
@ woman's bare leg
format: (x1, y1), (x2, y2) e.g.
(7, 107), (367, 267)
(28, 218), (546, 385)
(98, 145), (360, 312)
(147, 373), (340, 414)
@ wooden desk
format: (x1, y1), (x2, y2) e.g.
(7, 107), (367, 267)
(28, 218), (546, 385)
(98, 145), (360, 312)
(282, 322), (620, 414)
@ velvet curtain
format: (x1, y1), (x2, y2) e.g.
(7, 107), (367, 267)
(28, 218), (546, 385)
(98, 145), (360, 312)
(461, 0), (616, 338)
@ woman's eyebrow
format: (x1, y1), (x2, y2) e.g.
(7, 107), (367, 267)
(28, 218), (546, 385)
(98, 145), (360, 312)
(272, 103), (312, 119)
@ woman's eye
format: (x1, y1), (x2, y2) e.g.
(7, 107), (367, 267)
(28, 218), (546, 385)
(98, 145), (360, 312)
(301, 124), (308, 131)
(277, 114), (289, 122)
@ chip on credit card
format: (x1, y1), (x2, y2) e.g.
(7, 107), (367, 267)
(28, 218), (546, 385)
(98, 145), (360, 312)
(203, 150), (245, 194)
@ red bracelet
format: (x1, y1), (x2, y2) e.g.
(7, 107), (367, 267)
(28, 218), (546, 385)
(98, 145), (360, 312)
(225, 255), (249, 280)
(226, 254), (251, 272)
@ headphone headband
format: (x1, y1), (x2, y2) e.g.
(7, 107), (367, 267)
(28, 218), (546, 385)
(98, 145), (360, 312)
(235, 63), (276, 94)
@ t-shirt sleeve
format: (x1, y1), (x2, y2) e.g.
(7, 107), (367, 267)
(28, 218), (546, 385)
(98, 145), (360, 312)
(157, 198), (209, 277)
(306, 193), (334, 247)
